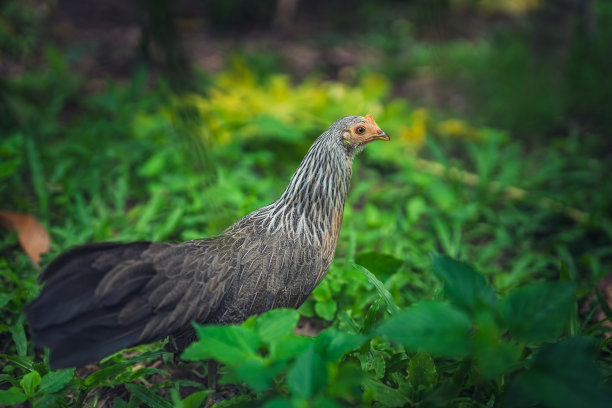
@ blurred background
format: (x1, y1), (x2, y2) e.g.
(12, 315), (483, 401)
(1, 1), (612, 406)
(2, 0), (611, 298)
(2, 0), (612, 316)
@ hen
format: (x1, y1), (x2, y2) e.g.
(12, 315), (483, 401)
(26, 114), (390, 369)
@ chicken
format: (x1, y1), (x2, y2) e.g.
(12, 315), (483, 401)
(26, 114), (390, 369)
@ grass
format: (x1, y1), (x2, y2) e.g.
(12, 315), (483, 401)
(1, 48), (612, 406)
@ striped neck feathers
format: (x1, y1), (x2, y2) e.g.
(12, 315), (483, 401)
(258, 135), (353, 245)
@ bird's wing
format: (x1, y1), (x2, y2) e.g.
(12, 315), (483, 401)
(205, 221), (326, 321)
(94, 238), (236, 343)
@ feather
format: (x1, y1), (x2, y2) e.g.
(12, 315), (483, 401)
(26, 115), (389, 368)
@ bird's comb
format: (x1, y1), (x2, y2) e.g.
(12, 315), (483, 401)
(364, 114), (381, 130)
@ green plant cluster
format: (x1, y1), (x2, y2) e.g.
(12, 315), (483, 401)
(1, 52), (612, 406)
(177, 255), (610, 407)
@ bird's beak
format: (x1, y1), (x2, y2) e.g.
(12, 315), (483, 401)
(372, 131), (390, 142)
(363, 130), (390, 144)
(363, 114), (390, 143)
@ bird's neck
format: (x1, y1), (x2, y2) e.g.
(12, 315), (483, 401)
(265, 140), (353, 246)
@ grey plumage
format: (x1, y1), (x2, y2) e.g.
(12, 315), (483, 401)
(26, 115), (389, 369)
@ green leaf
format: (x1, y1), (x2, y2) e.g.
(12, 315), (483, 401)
(407, 352), (437, 393)
(181, 390), (213, 408)
(312, 396), (344, 408)
(126, 368), (170, 382)
(472, 309), (521, 379)
(270, 334), (313, 361)
(499, 281), (575, 342)
(315, 299), (338, 321)
(224, 357), (284, 392)
(0, 387), (27, 405)
(362, 376), (411, 407)
(503, 337), (612, 408)
(287, 344), (327, 398)
(10, 320), (27, 357)
(182, 324), (259, 364)
(20, 370), (41, 396)
(262, 398), (293, 408)
(113, 397), (128, 408)
(0, 354), (33, 371)
(377, 301), (472, 357)
(355, 252), (403, 280)
(315, 328), (368, 363)
(476, 339), (521, 380)
(0, 293), (15, 309)
(256, 308), (300, 344)
(431, 254), (497, 313)
(362, 299), (382, 334)
(39, 368), (75, 394)
(125, 383), (172, 408)
(354, 264), (400, 315)
(84, 363), (128, 387)
(298, 300), (315, 317)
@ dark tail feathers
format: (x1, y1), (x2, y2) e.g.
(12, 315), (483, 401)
(26, 241), (159, 369)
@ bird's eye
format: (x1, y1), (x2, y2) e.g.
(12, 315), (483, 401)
(355, 126), (366, 135)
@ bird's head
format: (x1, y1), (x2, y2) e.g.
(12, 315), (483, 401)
(326, 114), (390, 156)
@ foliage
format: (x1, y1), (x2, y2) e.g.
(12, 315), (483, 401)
(175, 256), (611, 407)
(1, 23), (612, 407)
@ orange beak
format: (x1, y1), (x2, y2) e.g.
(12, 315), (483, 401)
(364, 114), (390, 143)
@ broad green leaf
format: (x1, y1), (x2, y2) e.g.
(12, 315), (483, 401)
(476, 339), (521, 380)
(182, 324), (259, 364)
(499, 281), (575, 342)
(407, 352), (437, 393)
(503, 337), (612, 408)
(377, 301), (471, 357)
(0, 387), (27, 405)
(20, 370), (41, 396)
(224, 358), (285, 392)
(472, 309), (521, 379)
(256, 308), (300, 344)
(431, 254), (497, 313)
(315, 299), (337, 321)
(315, 328), (368, 363)
(362, 376), (412, 407)
(298, 300), (315, 317)
(355, 264), (400, 315)
(270, 334), (313, 361)
(181, 390), (213, 408)
(125, 383), (172, 408)
(39, 368), (75, 394)
(287, 344), (327, 398)
(327, 362), (364, 399)
(355, 252), (404, 279)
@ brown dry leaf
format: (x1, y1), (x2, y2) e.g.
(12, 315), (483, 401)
(0, 210), (51, 264)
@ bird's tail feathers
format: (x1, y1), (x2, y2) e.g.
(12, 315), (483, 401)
(26, 241), (161, 368)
